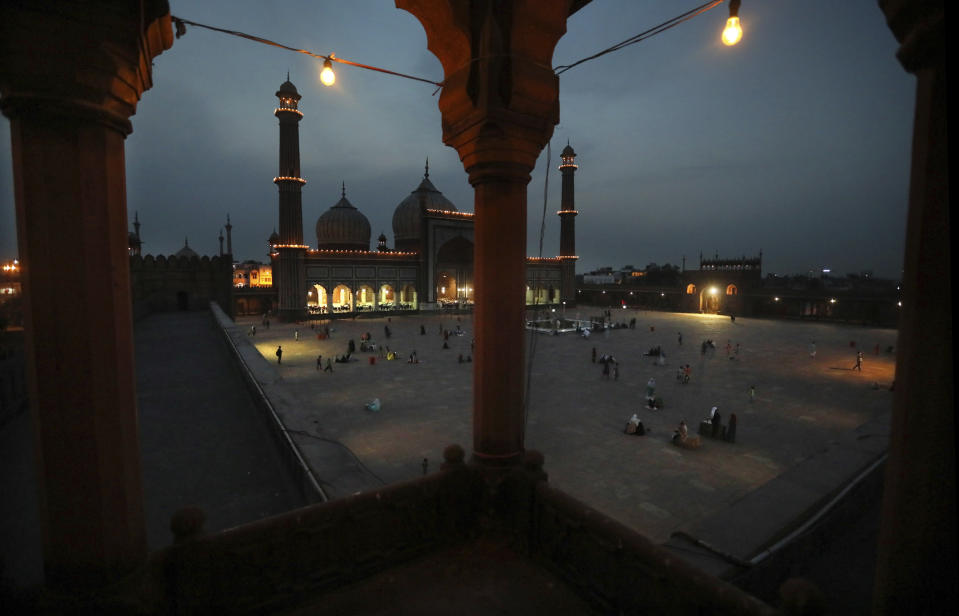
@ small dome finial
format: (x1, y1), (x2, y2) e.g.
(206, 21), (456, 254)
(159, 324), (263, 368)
(287, 70), (290, 82)
(341, 181), (346, 198)
(425, 158), (429, 178)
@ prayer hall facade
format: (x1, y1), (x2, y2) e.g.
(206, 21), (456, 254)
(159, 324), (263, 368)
(261, 79), (579, 321)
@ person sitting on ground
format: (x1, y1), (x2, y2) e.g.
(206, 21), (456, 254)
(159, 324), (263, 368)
(442, 341), (450, 349)
(624, 413), (647, 436)
(365, 398), (381, 412)
(672, 420), (689, 443)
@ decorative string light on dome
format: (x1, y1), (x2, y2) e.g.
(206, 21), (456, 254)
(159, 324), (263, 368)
(171, 16), (443, 88)
(425, 209), (474, 218)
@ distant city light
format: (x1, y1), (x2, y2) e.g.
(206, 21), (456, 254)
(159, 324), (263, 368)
(822, 268), (831, 274)
(774, 297), (780, 302)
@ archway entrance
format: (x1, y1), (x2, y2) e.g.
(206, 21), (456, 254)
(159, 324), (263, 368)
(307, 284), (328, 314)
(699, 287), (721, 313)
(399, 284), (417, 309)
(332, 284), (353, 312)
(435, 236), (473, 305)
(379, 284), (395, 310)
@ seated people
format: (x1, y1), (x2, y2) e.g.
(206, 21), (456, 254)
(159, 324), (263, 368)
(624, 413), (646, 436)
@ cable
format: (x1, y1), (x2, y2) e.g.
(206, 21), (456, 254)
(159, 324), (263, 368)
(523, 140), (551, 433)
(554, 0), (725, 75)
(171, 16), (444, 88)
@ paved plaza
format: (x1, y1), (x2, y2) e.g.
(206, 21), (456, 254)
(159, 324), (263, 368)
(232, 307), (896, 551)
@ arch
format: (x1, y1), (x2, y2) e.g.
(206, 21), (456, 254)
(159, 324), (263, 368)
(378, 284), (395, 309)
(307, 284), (328, 314)
(699, 286), (721, 313)
(436, 271), (457, 304)
(355, 284), (375, 311)
(332, 284), (353, 312)
(399, 284), (417, 309)
(436, 235), (473, 263)
(686, 283), (697, 295)
(435, 236), (473, 305)
(726, 284), (738, 296)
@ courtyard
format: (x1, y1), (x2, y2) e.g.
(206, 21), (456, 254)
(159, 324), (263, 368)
(234, 307), (895, 546)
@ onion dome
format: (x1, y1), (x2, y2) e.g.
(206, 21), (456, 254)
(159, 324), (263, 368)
(315, 183), (371, 251)
(268, 229), (279, 247)
(560, 142), (576, 158)
(175, 237), (198, 258)
(392, 160), (456, 251)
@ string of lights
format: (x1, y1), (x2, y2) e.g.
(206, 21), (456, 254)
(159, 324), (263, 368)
(554, 0), (730, 75)
(173, 1), (741, 92)
(171, 16), (444, 88)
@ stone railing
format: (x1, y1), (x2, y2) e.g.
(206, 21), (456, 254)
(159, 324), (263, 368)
(530, 479), (777, 615)
(148, 447), (481, 614)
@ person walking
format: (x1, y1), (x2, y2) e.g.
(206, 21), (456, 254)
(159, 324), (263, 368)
(749, 385), (756, 402)
(602, 360), (610, 380)
(592, 347), (597, 363)
(678, 331), (683, 346)
(324, 358), (333, 373)
(294, 329), (299, 341)
(854, 351), (863, 371)
(809, 341), (817, 358)
(275, 346), (283, 364)
(316, 354), (322, 371)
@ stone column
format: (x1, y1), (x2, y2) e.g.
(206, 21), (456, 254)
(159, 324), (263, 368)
(397, 0), (573, 473)
(874, 1), (952, 613)
(0, 1), (173, 587)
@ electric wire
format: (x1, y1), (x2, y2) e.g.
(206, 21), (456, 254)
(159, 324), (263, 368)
(523, 140), (551, 433)
(554, 0), (725, 75)
(171, 16), (444, 88)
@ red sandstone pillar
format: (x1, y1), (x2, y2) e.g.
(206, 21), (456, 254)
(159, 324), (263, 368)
(0, 2), (173, 587)
(874, 1), (953, 612)
(397, 0), (577, 472)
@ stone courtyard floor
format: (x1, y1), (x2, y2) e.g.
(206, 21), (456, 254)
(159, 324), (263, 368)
(234, 307), (896, 548)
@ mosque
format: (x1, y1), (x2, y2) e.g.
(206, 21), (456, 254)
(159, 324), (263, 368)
(262, 78), (579, 321)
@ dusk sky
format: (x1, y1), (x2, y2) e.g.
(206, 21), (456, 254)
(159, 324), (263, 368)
(0, 1), (916, 278)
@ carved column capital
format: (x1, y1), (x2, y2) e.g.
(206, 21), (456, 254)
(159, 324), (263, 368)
(397, 0), (571, 184)
(878, 0), (944, 73)
(0, 0), (174, 134)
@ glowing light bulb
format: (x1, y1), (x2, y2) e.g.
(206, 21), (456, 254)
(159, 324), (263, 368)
(722, 16), (742, 45)
(320, 58), (335, 86)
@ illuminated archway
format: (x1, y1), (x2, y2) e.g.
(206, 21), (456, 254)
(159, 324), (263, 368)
(399, 284), (418, 309)
(686, 283), (697, 295)
(307, 284), (328, 314)
(355, 284), (374, 310)
(437, 271), (457, 304)
(699, 286), (721, 313)
(726, 284), (738, 295)
(379, 284), (395, 309)
(332, 284), (353, 312)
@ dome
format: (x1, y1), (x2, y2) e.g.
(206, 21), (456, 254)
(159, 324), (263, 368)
(276, 78), (300, 98)
(175, 238), (198, 259)
(561, 142), (576, 158)
(392, 165), (456, 251)
(268, 229), (279, 246)
(315, 186), (371, 250)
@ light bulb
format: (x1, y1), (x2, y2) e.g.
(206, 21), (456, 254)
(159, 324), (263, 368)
(722, 16), (742, 46)
(320, 58), (335, 86)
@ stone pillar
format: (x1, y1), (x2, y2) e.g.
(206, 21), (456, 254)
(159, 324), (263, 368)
(874, 1), (953, 613)
(0, 1), (173, 587)
(397, 0), (573, 472)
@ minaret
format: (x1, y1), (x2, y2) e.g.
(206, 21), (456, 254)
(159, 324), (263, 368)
(273, 75), (307, 321)
(133, 211), (141, 245)
(225, 213), (233, 256)
(558, 141), (579, 304)
(218, 228), (224, 256)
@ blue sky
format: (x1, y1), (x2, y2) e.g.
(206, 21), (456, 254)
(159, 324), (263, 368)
(0, 1), (915, 277)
